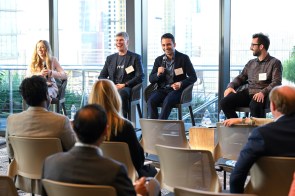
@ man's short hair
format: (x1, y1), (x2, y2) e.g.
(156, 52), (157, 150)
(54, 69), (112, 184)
(253, 33), (270, 51)
(19, 75), (48, 106)
(116, 32), (129, 41)
(269, 85), (295, 115)
(161, 33), (175, 44)
(73, 104), (107, 144)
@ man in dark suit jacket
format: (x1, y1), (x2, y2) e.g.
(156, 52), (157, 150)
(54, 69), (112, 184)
(147, 33), (197, 119)
(230, 85), (295, 193)
(98, 32), (144, 118)
(42, 104), (148, 196)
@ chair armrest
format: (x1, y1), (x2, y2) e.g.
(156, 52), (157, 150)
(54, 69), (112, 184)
(144, 83), (158, 103)
(130, 83), (142, 101)
(180, 83), (194, 104)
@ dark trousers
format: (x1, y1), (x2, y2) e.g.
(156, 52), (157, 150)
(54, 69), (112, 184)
(220, 89), (267, 118)
(118, 87), (131, 118)
(147, 88), (183, 120)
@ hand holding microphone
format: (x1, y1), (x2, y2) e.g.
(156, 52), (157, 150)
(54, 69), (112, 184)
(42, 61), (49, 79)
(157, 56), (167, 76)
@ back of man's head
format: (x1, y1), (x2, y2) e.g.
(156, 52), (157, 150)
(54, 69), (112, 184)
(269, 85), (295, 115)
(73, 104), (107, 144)
(19, 75), (48, 106)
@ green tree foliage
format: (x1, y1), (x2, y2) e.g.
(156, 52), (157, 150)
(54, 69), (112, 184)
(283, 46), (295, 83)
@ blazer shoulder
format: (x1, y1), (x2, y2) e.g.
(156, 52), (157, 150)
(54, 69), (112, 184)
(127, 51), (141, 58)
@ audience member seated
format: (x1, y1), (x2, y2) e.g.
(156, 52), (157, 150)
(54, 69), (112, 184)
(42, 104), (154, 196)
(6, 76), (76, 189)
(220, 33), (282, 119)
(88, 79), (157, 177)
(223, 117), (274, 127)
(147, 33), (197, 120)
(98, 32), (145, 118)
(230, 85), (295, 193)
(26, 40), (68, 98)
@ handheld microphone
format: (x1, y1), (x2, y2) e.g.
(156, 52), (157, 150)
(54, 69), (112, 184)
(159, 56), (167, 76)
(162, 56), (167, 68)
(43, 61), (48, 79)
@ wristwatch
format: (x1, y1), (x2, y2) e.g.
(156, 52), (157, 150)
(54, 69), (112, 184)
(242, 117), (246, 124)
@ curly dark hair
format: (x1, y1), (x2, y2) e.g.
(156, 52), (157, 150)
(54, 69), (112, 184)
(73, 104), (107, 144)
(19, 76), (48, 106)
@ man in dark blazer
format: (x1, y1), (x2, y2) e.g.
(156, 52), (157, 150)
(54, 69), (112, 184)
(98, 32), (144, 118)
(230, 85), (295, 193)
(147, 33), (197, 119)
(42, 104), (148, 196)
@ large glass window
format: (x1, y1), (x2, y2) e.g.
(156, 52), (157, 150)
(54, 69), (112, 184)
(231, 0), (295, 85)
(147, 0), (219, 123)
(0, 0), (49, 133)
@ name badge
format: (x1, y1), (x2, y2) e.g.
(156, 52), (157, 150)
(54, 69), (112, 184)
(259, 73), (267, 81)
(125, 65), (134, 74)
(174, 67), (184, 76)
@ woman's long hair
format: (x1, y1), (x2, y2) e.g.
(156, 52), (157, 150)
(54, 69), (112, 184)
(29, 40), (53, 73)
(88, 79), (125, 140)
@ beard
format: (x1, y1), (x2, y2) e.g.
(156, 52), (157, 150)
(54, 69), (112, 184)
(253, 50), (261, 57)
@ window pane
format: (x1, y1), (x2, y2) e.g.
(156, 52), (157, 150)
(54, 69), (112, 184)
(0, 0), (49, 66)
(0, 0), (49, 133)
(231, 0), (295, 86)
(58, 0), (126, 66)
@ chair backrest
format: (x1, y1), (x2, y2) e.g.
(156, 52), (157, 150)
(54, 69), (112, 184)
(179, 83), (194, 104)
(0, 175), (18, 196)
(8, 136), (62, 179)
(174, 187), (257, 196)
(42, 179), (117, 196)
(100, 141), (138, 182)
(215, 122), (255, 161)
(245, 156), (295, 196)
(139, 119), (189, 155)
(144, 83), (158, 103)
(130, 83), (142, 102)
(155, 145), (221, 193)
(56, 79), (67, 101)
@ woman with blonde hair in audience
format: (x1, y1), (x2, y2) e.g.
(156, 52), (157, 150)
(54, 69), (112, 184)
(26, 40), (67, 98)
(88, 79), (157, 177)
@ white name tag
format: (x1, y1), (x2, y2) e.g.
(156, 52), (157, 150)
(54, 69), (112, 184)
(259, 73), (267, 81)
(125, 65), (134, 74)
(174, 67), (184, 76)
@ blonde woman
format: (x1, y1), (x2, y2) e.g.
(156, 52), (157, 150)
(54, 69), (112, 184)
(88, 79), (156, 177)
(26, 40), (67, 98)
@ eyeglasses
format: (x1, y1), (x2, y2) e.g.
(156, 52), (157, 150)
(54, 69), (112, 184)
(251, 43), (261, 47)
